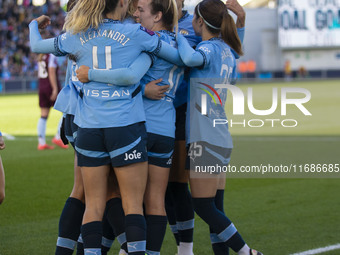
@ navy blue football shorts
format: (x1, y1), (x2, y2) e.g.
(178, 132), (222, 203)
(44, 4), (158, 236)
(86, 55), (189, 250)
(147, 132), (175, 168)
(186, 141), (232, 173)
(75, 122), (148, 167)
(175, 103), (187, 141)
(64, 114), (78, 148)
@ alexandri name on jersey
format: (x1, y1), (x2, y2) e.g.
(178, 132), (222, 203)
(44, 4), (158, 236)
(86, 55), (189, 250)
(62, 29), (131, 46)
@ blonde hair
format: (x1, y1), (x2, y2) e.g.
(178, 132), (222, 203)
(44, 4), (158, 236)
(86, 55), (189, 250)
(150, 0), (178, 34)
(127, 0), (138, 17)
(63, 0), (106, 34)
(171, 0), (179, 35)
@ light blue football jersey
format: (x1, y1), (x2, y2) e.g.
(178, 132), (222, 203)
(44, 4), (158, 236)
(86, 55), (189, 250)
(54, 59), (82, 115)
(54, 59), (72, 114)
(68, 62), (84, 115)
(187, 38), (238, 149)
(54, 19), (161, 128)
(174, 19), (245, 108)
(141, 31), (185, 138)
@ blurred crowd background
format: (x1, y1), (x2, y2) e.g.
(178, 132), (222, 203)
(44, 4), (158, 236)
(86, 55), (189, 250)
(1, 0), (339, 84)
(0, 0), (66, 79)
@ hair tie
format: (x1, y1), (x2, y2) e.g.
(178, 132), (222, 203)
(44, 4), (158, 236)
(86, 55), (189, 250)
(197, 3), (221, 30)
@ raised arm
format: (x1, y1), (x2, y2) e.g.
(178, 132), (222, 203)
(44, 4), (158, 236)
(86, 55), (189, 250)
(76, 53), (152, 86)
(176, 34), (204, 67)
(226, 0), (246, 28)
(226, 0), (245, 44)
(29, 17), (58, 54)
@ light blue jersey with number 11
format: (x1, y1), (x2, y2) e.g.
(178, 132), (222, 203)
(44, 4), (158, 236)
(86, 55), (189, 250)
(53, 19), (162, 128)
(142, 30), (184, 138)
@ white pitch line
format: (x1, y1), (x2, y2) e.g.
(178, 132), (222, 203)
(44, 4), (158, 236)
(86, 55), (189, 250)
(2, 133), (15, 140)
(290, 244), (340, 255)
(3, 136), (35, 141)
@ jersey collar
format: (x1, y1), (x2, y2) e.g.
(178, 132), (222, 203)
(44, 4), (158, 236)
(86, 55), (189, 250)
(158, 30), (175, 36)
(208, 37), (222, 42)
(103, 18), (121, 24)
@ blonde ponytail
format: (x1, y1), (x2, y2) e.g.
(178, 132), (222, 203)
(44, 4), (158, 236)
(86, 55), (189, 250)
(63, 0), (105, 34)
(150, 0), (178, 32)
(171, 0), (179, 35)
(127, 0), (137, 18)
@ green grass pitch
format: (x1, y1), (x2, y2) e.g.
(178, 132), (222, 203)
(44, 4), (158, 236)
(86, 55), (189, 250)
(0, 80), (339, 255)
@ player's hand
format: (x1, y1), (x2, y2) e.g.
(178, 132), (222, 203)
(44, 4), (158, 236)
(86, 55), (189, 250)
(50, 89), (58, 101)
(0, 136), (5, 150)
(144, 78), (169, 100)
(226, 0), (244, 15)
(76, 66), (90, 83)
(35, 15), (51, 29)
(226, 0), (245, 27)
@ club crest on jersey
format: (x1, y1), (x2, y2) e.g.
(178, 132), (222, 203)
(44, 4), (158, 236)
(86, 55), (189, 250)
(180, 29), (189, 35)
(140, 26), (155, 36)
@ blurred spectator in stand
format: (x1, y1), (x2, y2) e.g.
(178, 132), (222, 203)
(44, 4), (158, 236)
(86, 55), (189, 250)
(238, 61), (247, 78)
(247, 59), (256, 78)
(0, 1), (65, 79)
(284, 60), (292, 81)
(238, 60), (256, 79)
(298, 66), (308, 79)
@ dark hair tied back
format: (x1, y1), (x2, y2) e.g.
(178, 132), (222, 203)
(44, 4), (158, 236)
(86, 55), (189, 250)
(195, 0), (243, 56)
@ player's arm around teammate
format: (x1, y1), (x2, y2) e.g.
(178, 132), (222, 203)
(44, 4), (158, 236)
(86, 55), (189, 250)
(75, 52), (152, 85)
(177, 0), (262, 255)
